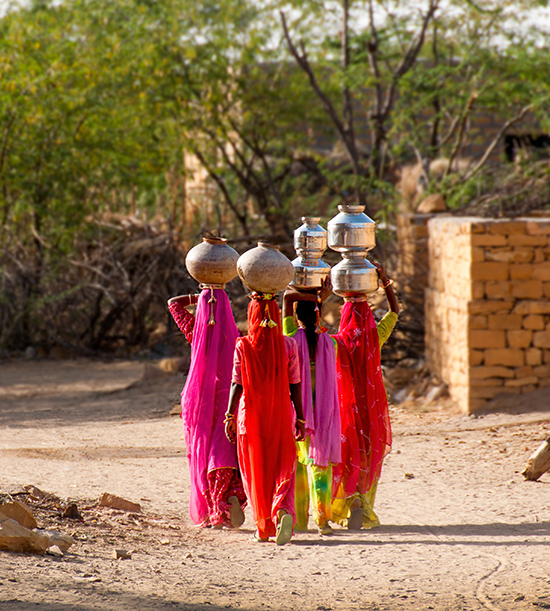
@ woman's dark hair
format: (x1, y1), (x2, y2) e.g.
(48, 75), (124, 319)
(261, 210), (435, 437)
(295, 300), (318, 360)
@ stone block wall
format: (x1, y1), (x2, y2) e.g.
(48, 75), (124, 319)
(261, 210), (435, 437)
(424, 216), (550, 414)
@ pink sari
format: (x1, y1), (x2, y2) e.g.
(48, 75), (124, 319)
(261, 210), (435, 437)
(179, 289), (241, 526)
(293, 329), (341, 467)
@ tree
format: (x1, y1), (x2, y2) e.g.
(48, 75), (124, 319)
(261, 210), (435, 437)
(278, 0), (550, 213)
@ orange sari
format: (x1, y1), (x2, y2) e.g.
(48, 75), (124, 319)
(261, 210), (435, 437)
(235, 296), (297, 539)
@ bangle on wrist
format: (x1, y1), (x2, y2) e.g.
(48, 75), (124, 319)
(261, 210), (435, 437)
(296, 418), (306, 425)
(382, 279), (392, 288)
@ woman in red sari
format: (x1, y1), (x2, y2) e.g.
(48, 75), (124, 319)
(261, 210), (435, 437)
(331, 262), (400, 530)
(225, 293), (306, 545)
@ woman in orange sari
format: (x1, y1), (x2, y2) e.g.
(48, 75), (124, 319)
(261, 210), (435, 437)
(225, 293), (305, 545)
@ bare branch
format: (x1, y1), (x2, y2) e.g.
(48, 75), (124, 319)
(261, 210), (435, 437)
(463, 105), (534, 181)
(445, 92), (478, 179)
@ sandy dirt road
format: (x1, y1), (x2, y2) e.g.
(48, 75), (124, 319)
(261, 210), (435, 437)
(1, 358), (550, 611)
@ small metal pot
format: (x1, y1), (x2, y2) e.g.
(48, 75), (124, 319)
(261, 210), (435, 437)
(327, 204), (376, 252)
(290, 256), (330, 289)
(294, 216), (327, 257)
(330, 251), (379, 296)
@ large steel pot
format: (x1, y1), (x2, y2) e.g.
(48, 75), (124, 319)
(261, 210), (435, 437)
(237, 242), (294, 294)
(327, 204), (376, 252)
(185, 237), (239, 286)
(330, 251), (379, 297)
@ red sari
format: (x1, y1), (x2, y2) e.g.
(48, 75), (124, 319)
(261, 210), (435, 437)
(332, 300), (392, 497)
(234, 296), (297, 539)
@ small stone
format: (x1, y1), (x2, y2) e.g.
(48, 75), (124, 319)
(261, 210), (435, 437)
(0, 500), (38, 529)
(515, 595), (525, 601)
(99, 493), (141, 513)
(38, 530), (75, 552)
(46, 545), (64, 557)
(160, 539), (170, 546)
(113, 548), (132, 559)
(170, 403), (182, 417)
(185, 552), (192, 559)
(404, 473), (415, 479)
(62, 503), (82, 520)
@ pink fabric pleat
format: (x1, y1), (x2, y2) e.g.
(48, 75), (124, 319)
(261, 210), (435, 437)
(293, 329), (341, 468)
(180, 289), (240, 526)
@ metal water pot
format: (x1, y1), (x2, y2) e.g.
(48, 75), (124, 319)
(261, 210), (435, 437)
(290, 256), (330, 289)
(290, 217), (330, 289)
(294, 216), (327, 256)
(327, 203), (376, 252)
(237, 242), (294, 294)
(330, 251), (379, 297)
(185, 237), (239, 286)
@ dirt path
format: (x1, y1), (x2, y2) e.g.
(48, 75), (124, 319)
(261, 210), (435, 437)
(1, 358), (550, 611)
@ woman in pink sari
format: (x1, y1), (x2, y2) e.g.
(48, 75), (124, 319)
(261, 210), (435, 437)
(331, 262), (399, 530)
(168, 288), (246, 528)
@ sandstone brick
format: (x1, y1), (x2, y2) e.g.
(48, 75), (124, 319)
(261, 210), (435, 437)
(472, 282), (485, 299)
(509, 264), (534, 280)
(484, 349), (525, 367)
(534, 249), (545, 264)
(511, 280), (544, 299)
(471, 222), (489, 234)
(486, 249), (533, 264)
(521, 384), (538, 394)
(544, 283), (550, 299)
(532, 262), (550, 281)
(469, 350), (484, 366)
(513, 301), (550, 315)
(515, 366), (534, 378)
(523, 314), (545, 330)
(541, 378), (550, 388)
(471, 262), (509, 281)
(488, 314), (523, 330)
(469, 315), (488, 330)
(488, 221), (527, 235)
(469, 300), (514, 315)
(471, 247), (485, 263)
(469, 330), (506, 349)
(505, 376), (539, 387)
(533, 365), (550, 377)
(469, 386), (508, 399)
(533, 330), (550, 348)
(471, 234), (507, 247)
(526, 348), (543, 366)
(485, 281), (512, 299)
(507, 329), (533, 348)
(526, 220), (550, 235)
(545, 350), (550, 364)
(508, 235), (549, 247)
(469, 366), (515, 379)
(470, 377), (504, 387)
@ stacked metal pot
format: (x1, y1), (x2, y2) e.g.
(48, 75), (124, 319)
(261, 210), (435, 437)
(327, 203), (379, 297)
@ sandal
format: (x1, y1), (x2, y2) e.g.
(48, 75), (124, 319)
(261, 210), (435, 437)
(228, 495), (245, 528)
(252, 533), (269, 543)
(347, 507), (363, 531)
(275, 513), (293, 546)
(318, 523), (334, 536)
